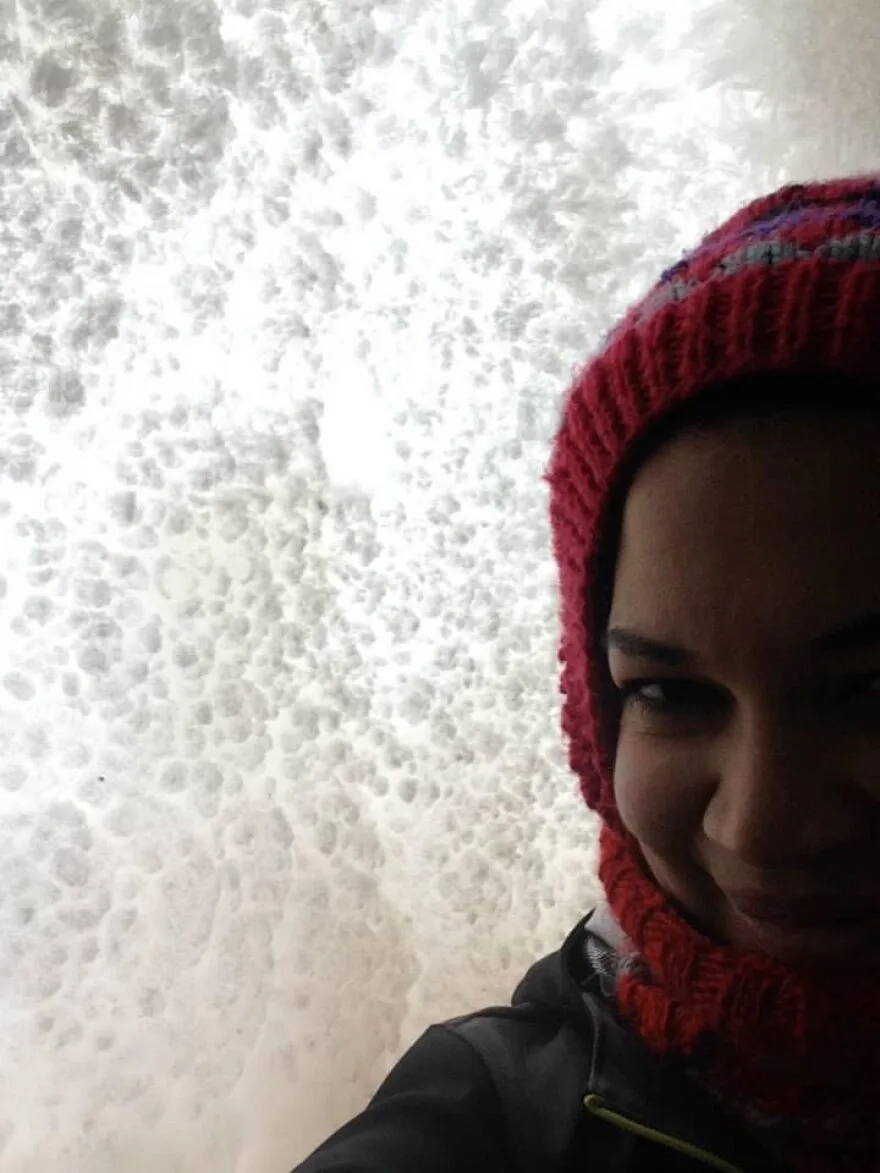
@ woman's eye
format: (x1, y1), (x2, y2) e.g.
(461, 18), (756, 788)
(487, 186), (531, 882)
(615, 679), (722, 718)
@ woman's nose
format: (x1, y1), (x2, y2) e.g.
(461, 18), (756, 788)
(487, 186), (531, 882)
(701, 706), (862, 868)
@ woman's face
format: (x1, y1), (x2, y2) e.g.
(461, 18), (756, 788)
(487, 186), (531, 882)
(608, 408), (880, 968)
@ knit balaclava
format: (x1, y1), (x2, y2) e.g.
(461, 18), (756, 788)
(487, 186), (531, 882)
(548, 176), (880, 1170)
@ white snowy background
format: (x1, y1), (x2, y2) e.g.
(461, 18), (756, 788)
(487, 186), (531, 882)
(0, 0), (879, 1169)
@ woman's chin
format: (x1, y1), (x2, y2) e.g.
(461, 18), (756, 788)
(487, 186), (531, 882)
(726, 906), (880, 970)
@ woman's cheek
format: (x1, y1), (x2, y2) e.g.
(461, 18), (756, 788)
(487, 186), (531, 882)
(613, 734), (706, 855)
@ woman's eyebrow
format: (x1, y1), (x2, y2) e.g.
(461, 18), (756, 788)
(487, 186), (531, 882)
(604, 614), (880, 666)
(603, 627), (693, 667)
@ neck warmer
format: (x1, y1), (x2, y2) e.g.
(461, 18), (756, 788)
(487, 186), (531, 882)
(600, 824), (880, 1170)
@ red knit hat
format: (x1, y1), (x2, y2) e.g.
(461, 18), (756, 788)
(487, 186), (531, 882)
(548, 174), (880, 820)
(547, 176), (880, 1168)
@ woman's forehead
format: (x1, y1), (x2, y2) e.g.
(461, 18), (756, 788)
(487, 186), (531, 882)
(610, 411), (880, 656)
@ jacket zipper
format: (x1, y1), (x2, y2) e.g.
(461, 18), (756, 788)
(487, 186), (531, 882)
(583, 1094), (745, 1173)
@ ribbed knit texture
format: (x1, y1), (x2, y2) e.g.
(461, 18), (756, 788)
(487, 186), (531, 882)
(547, 176), (880, 1170)
(600, 824), (879, 1169)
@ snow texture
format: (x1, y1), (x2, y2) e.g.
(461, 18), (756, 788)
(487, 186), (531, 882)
(0, 0), (879, 1168)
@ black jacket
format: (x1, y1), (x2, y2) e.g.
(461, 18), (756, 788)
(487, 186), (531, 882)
(294, 912), (791, 1173)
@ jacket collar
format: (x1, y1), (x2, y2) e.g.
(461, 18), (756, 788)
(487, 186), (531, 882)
(559, 910), (790, 1173)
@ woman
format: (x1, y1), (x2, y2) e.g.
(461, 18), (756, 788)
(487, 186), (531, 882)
(294, 175), (880, 1172)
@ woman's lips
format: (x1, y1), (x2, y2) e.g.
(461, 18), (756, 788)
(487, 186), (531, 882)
(726, 892), (880, 964)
